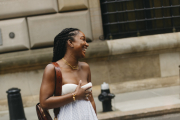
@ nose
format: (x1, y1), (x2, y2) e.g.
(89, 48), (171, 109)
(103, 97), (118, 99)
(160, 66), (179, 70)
(86, 42), (89, 47)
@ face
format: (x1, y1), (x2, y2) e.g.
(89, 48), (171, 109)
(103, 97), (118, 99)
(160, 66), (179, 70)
(72, 31), (89, 58)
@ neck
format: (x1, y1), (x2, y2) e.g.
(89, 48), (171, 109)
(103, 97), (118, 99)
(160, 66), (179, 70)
(63, 53), (78, 67)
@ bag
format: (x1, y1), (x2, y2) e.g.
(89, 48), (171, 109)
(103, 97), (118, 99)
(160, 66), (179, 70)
(36, 103), (52, 120)
(36, 62), (62, 120)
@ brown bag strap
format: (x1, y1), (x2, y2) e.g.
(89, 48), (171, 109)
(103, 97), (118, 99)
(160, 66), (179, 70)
(51, 62), (62, 119)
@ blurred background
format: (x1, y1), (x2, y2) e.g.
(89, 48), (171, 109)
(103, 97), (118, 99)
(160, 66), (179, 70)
(0, 0), (180, 119)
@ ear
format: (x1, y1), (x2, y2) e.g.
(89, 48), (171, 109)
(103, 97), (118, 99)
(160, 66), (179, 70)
(67, 39), (74, 48)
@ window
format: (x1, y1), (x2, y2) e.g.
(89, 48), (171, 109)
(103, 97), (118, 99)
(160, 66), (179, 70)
(100, 0), (180, 39)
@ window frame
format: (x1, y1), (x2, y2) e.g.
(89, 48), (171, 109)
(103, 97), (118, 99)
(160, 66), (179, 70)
(100, 0), (180, 40)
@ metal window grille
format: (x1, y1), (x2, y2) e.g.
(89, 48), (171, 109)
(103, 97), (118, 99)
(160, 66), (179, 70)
(100, 0), (180, 40)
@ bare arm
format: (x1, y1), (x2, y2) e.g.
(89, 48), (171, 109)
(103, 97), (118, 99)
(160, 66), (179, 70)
(86, 64), (97, 114)
(40, 64), (91, 110)
(89, 93), (97, 115)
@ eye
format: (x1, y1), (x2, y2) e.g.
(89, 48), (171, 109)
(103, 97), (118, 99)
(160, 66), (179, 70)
(81, 38), (85, 41)
(81, 36), (86, 41)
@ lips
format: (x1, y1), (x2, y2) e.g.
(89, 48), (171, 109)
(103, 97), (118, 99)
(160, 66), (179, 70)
(82, 48), (87, 52)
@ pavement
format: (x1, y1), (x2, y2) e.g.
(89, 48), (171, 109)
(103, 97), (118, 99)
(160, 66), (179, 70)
(0, 86), (180, 120)
(135, 113), (180, 120)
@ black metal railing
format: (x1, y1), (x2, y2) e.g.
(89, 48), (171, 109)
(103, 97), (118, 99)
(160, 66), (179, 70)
(100, 0), (180, 40)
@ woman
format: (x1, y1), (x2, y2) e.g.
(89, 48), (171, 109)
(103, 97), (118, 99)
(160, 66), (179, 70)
(40, 28), (98, 120)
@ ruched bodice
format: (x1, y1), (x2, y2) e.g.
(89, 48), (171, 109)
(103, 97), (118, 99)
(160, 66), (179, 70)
(61, 84), (77, 95)
(61, 82), (92, 95)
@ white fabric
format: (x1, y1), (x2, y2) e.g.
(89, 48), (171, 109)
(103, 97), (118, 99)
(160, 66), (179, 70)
(61, 82), (92, 95)
(57, 83), (98, 120)
(61, 84), (77, 95)
(81, 82), (92, 92)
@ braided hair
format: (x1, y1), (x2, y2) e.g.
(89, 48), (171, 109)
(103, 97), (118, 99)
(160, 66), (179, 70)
(52, 28), (80, 62)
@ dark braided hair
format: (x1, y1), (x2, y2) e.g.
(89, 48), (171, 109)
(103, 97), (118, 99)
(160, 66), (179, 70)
(52, 28), (80, 62)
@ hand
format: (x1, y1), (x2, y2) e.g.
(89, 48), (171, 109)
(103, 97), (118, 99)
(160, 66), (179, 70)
(74, 80), (92, 101)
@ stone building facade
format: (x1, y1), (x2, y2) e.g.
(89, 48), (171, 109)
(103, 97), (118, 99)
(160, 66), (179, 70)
(0, 0), (180, 111)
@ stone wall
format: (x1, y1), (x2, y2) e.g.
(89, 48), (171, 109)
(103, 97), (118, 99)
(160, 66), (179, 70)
(0, 0), (103, 110)
(1, 32), (180, 110)
(0, 0), (180, 111)
(0, 0), (102, 53)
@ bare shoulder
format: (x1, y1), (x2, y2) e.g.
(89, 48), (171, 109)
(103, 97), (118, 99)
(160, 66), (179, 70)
(79, 62), (91, 82)
(44, 64), (55, 72)
(79, 62), (90, 70)
(43, 64), (56, 80)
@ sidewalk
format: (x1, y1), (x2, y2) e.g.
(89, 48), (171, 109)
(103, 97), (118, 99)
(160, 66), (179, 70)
(0, 86), (180, 120)
(97, 86), (180, 120)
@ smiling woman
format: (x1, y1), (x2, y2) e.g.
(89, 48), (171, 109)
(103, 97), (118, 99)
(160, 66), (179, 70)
(39, 28), (98, 120)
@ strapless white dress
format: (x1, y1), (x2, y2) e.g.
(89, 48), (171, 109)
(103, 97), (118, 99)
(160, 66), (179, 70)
(57, 83), (98, 120)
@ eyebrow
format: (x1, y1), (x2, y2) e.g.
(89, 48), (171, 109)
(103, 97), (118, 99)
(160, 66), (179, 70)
(81, 36), (85, 38)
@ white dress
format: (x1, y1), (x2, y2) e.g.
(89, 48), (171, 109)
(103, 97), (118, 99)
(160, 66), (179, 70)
(57, 83), (98, 120)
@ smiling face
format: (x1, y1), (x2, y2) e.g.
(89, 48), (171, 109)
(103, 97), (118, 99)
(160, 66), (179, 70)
(71, 31), (89, 58)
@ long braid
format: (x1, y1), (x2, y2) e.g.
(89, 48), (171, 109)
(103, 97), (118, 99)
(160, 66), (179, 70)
(52, 28), (80, 62)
